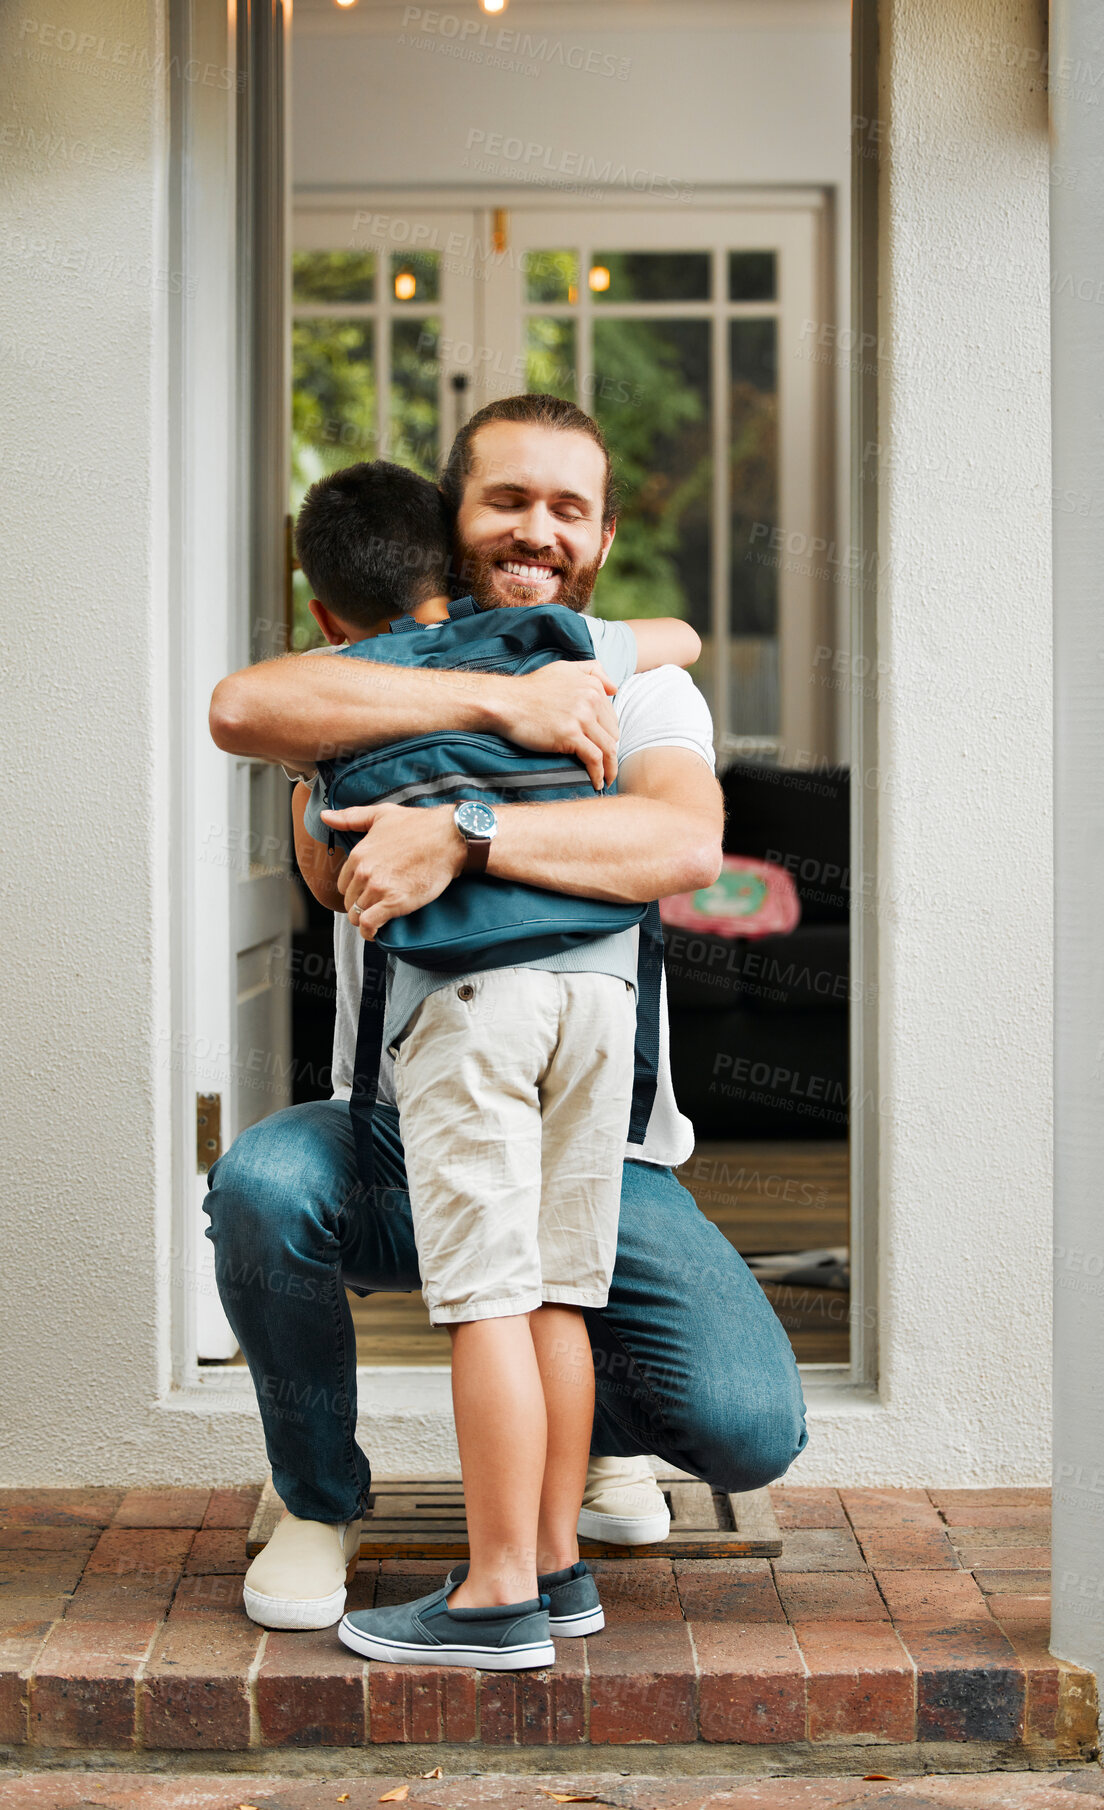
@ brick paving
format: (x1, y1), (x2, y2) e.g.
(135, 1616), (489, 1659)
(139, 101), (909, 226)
(0, 1489), (1096, 1764)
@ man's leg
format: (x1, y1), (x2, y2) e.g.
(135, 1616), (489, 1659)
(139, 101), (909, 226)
(204, 1097), (418, 1524)
(586, 1160), (809, 1492)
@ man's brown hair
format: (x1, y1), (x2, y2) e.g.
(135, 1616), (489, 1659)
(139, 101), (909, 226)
(439, 393), (620, 528)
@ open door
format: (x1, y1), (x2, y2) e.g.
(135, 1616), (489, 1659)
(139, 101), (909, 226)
(174, 0), (293, 1361)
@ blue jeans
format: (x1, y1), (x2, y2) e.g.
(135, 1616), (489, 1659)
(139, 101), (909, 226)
(205, 1099), (808, 1522)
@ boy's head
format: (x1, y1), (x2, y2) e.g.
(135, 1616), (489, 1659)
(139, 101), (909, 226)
(294, 461), (451, 637)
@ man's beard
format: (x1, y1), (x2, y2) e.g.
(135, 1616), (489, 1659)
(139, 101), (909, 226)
(454, 536), (603, 614)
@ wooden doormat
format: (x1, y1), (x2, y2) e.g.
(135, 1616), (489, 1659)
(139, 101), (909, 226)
(246, 1477), (782, 1560)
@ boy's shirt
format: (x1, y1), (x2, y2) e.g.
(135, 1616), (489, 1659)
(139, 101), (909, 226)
(303, 613), (641, 1051)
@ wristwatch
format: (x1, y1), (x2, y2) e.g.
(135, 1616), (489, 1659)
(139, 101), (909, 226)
(453, 799), (498, 875)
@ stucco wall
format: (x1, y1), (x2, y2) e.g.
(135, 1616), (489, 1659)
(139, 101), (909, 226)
(0, 0), (185, 1477)
(799, 0), (1054, 1481)
(0, 0), (1053, 1488)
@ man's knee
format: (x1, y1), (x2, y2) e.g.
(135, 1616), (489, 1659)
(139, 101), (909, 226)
(691, 1382), (808, 1494)
(205, 1106), (342, 1260)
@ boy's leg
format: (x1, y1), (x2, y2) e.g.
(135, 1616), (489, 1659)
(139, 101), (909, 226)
(204, 1097), (418, 1523)
(534, 974), (636, 1565)
(531, 1305), (594, 1574)
(392, 971), (559, 1609)
(447, 1316), (546, 1606)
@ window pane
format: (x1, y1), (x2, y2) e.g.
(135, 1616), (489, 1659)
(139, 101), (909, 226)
(292, 318), (377, 486)
(524, 250), (579, 305)
(728, 250), (777, 302)
(290, 317), (378, 648)
(590, 251), (710, 304)
(525, 317), (577, 401)
(591, 318), (711, 647)
(292, 250), (376, 305)
(390, 316), (440, 478)
(390, 251), (440, 304)
(729, 317), (779, 735)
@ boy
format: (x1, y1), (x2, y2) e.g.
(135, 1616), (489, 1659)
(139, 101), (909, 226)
(287, 461), (698, 1669)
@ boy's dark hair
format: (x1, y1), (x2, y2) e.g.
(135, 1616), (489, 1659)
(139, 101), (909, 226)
(440, 393), (620, 528)
(294, 461), (451, 629)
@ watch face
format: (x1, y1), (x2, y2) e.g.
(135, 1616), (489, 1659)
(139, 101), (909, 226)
(455, 799), (497, 839)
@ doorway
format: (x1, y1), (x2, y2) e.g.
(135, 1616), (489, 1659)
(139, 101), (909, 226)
(284, 185), (852, 1372)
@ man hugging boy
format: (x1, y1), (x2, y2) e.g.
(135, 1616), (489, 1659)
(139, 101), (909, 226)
(285, 455), (698, 1671)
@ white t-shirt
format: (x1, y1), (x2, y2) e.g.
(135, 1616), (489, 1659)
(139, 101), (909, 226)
(323, 659), (716, 1169)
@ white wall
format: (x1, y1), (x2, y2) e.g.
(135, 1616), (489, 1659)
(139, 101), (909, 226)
(0, 0), (1054, 1488)
(292, 1), (851, 196)
(0, 0), (181, 1474)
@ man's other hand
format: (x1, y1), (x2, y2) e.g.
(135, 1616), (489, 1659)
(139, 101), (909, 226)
(320, 802), (466, 941)
(490, 660), (620, 790)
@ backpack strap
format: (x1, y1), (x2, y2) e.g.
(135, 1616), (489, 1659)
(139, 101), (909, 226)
(388, 615), (422, 636)
(627, 901), (664, 1145)
(448, 595), (479, 620)
(349, 940), (389, 1197)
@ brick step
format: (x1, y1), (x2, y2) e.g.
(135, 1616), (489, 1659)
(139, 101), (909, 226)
(0, 1487), (1096, 1767)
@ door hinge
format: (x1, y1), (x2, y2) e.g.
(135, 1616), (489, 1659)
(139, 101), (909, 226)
(197, 1093), (222, 1174)
(492, 207), (509, 254)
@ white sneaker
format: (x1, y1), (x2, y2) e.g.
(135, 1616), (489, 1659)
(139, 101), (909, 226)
(577, 1456), (672, 1545)
(243, 1511), (363, 1630)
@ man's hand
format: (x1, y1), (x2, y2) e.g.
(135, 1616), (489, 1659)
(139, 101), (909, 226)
(321, 802), (466, 942)
(491, 659), (620, 790)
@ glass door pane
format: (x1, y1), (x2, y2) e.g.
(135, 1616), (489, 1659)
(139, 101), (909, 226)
(591, 318), (712, 638)
(729, 316), (779, 737)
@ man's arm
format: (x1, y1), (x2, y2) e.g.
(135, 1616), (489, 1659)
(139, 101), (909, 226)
(209, 653), (621, 791)
(322, 747), (724, 941)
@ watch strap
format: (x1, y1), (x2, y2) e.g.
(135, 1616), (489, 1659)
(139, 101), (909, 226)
(463, 837), (492, 876)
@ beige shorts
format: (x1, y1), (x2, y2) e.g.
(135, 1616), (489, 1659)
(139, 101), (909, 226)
(392, 968), (637, 1325)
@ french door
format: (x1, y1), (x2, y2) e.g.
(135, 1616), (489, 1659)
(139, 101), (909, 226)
(292, 195), (832, 759)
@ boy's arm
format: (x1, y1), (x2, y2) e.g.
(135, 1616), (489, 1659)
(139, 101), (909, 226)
(292, 781), (346, 912)
(625, 618), (702, 672)
(210, 652), (620, 789)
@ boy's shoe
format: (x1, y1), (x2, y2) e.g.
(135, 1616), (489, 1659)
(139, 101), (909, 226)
(338, 1584), (555, 1670)
(243, 1512), (362, 1630)
(577, 1456), (671, 1545)
(445, 1558), (604, 1637)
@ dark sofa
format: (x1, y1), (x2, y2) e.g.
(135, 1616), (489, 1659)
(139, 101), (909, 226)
(665, 758), (850, 1140)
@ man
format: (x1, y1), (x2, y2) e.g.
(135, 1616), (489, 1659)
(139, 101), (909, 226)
(207, 393), (808, 1631)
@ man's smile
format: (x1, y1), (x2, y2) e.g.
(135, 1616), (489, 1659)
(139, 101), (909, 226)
(498, 558), (562, 585)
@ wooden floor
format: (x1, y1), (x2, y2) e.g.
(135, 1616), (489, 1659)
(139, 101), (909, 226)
(346, 1139), (850, 1368)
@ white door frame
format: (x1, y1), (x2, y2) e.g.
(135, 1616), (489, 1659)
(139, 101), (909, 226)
(161, 19), (881, 1465)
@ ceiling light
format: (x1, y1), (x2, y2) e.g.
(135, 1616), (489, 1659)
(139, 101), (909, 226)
(480, 0), (508, 13)
(394, 269), (417, 301)
(588, 264), (611, 294)
(333, 0), (358, 9)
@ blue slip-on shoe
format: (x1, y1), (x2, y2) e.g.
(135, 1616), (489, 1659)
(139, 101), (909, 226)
(446, 1559), (604, 1638)
(338, 1583), (555, 1670)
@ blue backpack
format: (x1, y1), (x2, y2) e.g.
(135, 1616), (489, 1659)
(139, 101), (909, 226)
(316, 596), (665, 1193)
